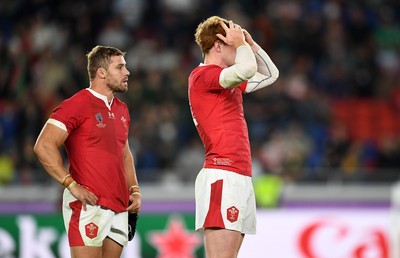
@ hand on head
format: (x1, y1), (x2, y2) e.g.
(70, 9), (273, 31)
(242, 29), (254, 46)
(216, 20), (246, 48)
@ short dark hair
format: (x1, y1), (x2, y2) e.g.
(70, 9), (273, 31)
(86, 45), (126, 81)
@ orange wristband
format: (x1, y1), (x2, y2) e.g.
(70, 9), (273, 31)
(60, 174), (71, 185)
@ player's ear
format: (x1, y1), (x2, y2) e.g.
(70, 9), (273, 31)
(97, 68), (107, 79)
(214, 40), (222, 52)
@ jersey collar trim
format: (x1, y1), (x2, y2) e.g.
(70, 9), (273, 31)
(86, 88), (114, 110)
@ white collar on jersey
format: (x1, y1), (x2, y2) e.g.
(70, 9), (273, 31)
(86, 88), (114, 110)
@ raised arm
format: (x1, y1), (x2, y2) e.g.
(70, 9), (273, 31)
(242, 29), (279, 93)
(218, 21), (257, 89)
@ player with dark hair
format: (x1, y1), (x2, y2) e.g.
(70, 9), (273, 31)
(189, 16), (279, 257)
(34, 45), (140, 258)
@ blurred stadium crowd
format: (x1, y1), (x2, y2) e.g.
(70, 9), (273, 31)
(0, 0), (399, 186)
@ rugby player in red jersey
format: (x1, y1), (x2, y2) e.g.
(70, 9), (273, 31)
(34, 45), (141, 258)
(189, 16), (279, 258)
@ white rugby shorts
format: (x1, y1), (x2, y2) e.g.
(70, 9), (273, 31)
(62, 188), (128, 247)
(195, 168), (257, 234)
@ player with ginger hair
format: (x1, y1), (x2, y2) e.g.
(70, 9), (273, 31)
(189, 16), (279, 258)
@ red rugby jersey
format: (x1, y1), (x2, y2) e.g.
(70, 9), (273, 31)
(51, 89), (130, 212)
(188, 65), (252, 177)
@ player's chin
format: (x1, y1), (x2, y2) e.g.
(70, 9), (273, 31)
(116, 84), (128, 93)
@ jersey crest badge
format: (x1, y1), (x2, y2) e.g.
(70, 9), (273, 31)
(95, 113), (107, 128)
(96, 113), (103, 123)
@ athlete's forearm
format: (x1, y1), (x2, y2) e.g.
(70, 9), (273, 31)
(244, 48), (279, 93)
(123, 141), (139, 189)
(219, 44), (257, 89)
(125, 155), (139, 188)
(124, 141), (141, 213)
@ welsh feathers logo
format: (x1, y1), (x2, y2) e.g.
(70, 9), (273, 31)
(85, 222), (98, 239)
(121, 116), (128, 129)
(227, 206), (239, 223)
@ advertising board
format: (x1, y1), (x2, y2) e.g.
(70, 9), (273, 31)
(0, 208), (390, 258)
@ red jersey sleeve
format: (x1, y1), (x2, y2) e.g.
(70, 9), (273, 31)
(239, 82), (247, 93)
(50, 92), (86, 133)
(191, 65), (249, 93)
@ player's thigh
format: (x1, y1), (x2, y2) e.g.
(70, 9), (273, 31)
(102, 237), (124, 258)
(70, 246), (102, 258)
(204, 228), (244, 258)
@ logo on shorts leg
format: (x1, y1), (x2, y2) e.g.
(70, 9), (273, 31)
(85, 222), (98, 239)
(227, 206), (239, 223)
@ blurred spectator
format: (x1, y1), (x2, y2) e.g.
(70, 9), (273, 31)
(97, 15), (130, 49)
(373, 5), (400, 72)
(377, 136), (400, 167)
(253, 173), (283, 208)
(259, 122), (313, 181)
(173, 136), (204, 183)
(0, 152), (14, 185)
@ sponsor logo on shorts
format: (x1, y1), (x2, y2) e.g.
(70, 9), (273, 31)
(85, 222), (98, 239)
(227, 206), (239, 223)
